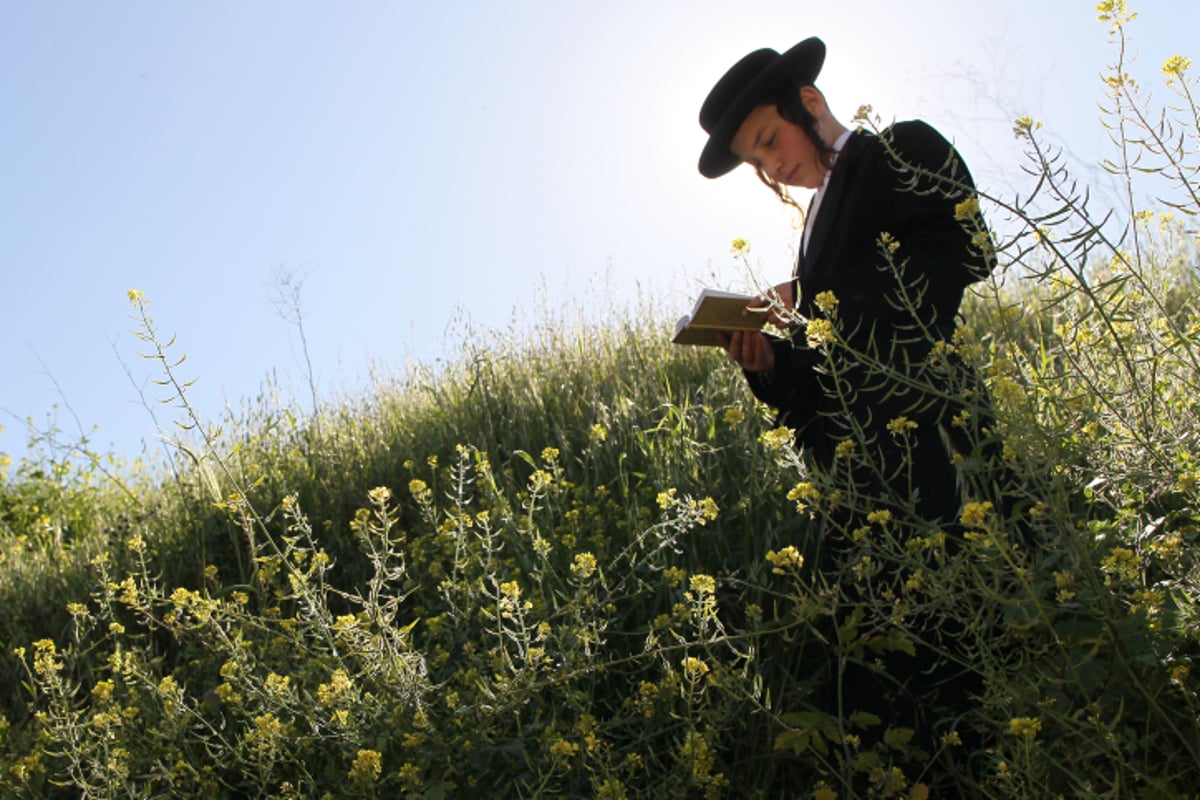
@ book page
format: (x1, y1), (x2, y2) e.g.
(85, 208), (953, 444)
(687, 292), (760, 330)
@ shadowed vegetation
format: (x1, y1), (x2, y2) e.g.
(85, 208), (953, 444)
(3, 4), (1199, 797)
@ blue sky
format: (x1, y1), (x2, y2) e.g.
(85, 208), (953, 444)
(2, 0), (1196, 465)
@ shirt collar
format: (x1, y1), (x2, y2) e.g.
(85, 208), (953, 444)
(820, 129), (854, 190)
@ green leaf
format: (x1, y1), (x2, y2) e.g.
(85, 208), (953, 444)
(883, 726), (915, 750)
(774, 728), (812, 754)
(422, 782), (455, 800)
(849, 711), (882, 729)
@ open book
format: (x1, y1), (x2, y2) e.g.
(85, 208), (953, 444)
(671, 288), (765, 346)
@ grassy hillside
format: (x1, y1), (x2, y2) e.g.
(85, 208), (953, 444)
(3, 6), (1199, 798)
(3, 253), (1199, 797)
(1, 309), (819, 796)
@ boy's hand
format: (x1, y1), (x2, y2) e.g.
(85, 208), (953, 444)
(716, 330), (775, 372)
(747, 281), (796, 328)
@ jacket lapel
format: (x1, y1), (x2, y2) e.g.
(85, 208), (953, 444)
(799, 129), (868, 280)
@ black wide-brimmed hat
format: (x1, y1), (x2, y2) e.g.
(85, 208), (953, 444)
(697, 36), (826, 178)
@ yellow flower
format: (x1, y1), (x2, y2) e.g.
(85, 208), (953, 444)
(264, 672), (291, 696)
(787, 481), (821, 508)
(760, 427), (795, 451)
(1007, 717), (1042, 739)
(529, 469), (554, 492)
(656, 488), (677, 509)
(1096, 0), (1134, 28)
(960, 501), (993, 528)
(814, 290), (839, 315)
(886, 416), (918, 436)
(126, 288), (145, 305)
(971, 229), (995, 253)
(953, 197), (980, 221)
(695, 496), (720, 523)
(571, 551), (598, 580)
(992, 375), (1024, 405)
(680, 731), (715, 781)
(398, 763), (422, 789)
(682, 656), (710, 680)
(1052, 571), (1077, 603)
(1163, 55), (1192, 82)
(550, 738), (579, 758)
(1013, 116), (1042, 138)
(805, 318), (835, 348)
(251, 712), (289, 747)
(112, 575), (136, 606)
(730, 237), (750, 255)
(814, 784), (838, 800)
(348, 749), (382, 782)
(92, 680), (115, 702)
(169, 587), (200, 609)
(589, 423), (608, 443)
(1101, 547), (1139, 583)
(689, 574), (716, 596)
(867, 509), (893, 526)
(928, 339), (956, 365)
(317, 669), (353, 708)
(877, 231), (901, 253)
(215, 683), (241, 706)
(834, 439), (856, 459)
(722, 407), (744, 426)
(663, 566), (686, 587)
(906, 570), (925, 592)
(766, 545), (804, 574)
(596, 778), (629, 800)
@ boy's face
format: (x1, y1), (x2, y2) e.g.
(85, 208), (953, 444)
(731, 102), (826, 189)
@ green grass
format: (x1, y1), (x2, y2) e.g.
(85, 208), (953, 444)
(3, 261), (1198, 796)
(2, 6), (1200, 797)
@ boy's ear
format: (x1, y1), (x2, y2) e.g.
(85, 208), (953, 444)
(799, 85), (827, 118)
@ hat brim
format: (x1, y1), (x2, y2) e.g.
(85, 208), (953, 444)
(698, 37), (826, 179)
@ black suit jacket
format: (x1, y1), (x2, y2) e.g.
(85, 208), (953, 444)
(747, 120), (993, 474)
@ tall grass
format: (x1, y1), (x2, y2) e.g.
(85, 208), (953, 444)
(3, 4), (1200, 797)
(2, 293), (811, 797)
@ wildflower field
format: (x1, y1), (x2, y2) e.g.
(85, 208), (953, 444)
(3, 5), (1200, 798)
